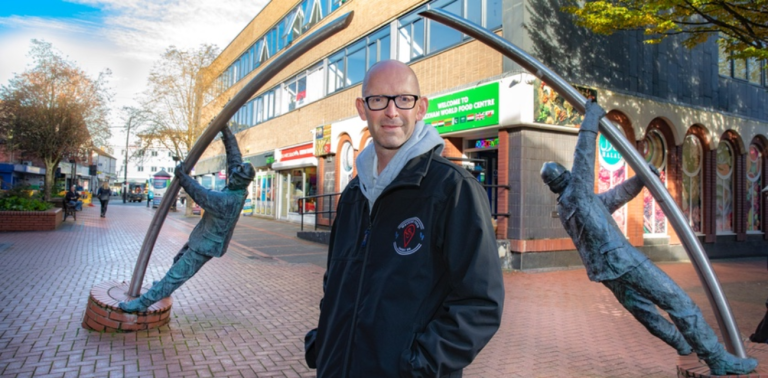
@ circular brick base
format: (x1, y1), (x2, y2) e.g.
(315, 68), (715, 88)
(81, 280), (172, 333)
(678, 342), (768, 377)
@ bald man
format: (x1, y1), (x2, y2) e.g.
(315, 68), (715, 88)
(304, 60), (504, 377)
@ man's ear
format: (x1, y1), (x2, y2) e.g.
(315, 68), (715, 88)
(415, 96), (428, 121)
(355, 97), (368, 121)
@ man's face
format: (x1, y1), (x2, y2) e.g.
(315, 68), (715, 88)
(70, 186), (76, 192)
(356, 62), (428, 153)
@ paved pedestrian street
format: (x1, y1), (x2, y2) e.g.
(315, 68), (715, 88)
(1, 202), (766, 377)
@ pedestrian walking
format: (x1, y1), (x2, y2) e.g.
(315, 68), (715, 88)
(96, 182), (111, 218)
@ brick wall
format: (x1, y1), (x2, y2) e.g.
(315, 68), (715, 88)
(0, 209), (62, 231)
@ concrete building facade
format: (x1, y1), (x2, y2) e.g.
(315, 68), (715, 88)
(198, 0), (768, 269)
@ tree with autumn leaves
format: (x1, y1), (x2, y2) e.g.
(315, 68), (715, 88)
(136, 44), (219, 161)
(563, 0), (767, 62)
(0, 40), (111, 201)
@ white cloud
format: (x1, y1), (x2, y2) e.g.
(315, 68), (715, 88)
(0, 0), (268, 141)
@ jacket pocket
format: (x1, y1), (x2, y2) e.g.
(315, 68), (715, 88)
(598, 241), (622, 255)
(399, 333), (418, 378)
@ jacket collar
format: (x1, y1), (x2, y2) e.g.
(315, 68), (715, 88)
(348, 147), (436, 191)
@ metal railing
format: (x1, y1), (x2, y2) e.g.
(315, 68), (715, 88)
(299, 192), (342, 231)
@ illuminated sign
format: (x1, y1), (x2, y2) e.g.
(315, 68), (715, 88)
(424, 82), (499, 134)
(598, 134), (624, 170)
(470, 137), (499, 149)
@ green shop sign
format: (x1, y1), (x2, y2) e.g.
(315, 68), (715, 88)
(424, 82), (499, 134)
(598, 133), (624, 170)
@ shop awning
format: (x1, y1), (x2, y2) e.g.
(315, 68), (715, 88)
(271, 157), (318, 170)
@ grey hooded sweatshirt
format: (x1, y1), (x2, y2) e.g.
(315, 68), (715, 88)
(355, 120), (445, 210)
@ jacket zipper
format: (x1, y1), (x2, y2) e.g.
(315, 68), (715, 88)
(341, 208), (374, 377)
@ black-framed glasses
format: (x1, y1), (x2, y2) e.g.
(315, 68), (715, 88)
(364, 94), (420, 110)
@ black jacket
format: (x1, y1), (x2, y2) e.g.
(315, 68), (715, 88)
(65, 190), (80, 202)
(305, 149), (504, 377)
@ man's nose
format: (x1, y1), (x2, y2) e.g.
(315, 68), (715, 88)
(384, 99), (399, 117)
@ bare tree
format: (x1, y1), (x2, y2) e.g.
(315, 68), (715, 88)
(137, 44), (219, 160)
(0, 40), (112, 200)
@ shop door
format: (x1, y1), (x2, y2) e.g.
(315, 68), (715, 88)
(280, 173), (289, 219)
(253, 172), (275, 216)
(470, 150), (498, 215)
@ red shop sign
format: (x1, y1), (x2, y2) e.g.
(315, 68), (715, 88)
(279, 143), (314, 162)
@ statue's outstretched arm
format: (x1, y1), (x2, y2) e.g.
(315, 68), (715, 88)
(570, 100), (605, 191)
(174, 163), (224, 215)
(221, 127), (243, 173)
(598, 163), (659, 214)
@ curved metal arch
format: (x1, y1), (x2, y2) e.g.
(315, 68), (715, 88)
(419, 9), (745, 357)
(128, 11), (354, 297)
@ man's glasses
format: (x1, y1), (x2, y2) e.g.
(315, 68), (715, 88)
(364, 94), (419, 111)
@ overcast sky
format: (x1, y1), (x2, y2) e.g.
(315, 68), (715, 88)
(0, 0), (268, 144)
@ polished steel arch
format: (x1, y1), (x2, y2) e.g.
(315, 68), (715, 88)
(128, 11), (354, 297)
(418, 9), (745, 357)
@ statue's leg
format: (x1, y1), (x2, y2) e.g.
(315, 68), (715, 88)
(173, 243), (189, 265)
(621, 260), (757, 375)
(119, 247), (211, 313)
(603, 279), (691, 355)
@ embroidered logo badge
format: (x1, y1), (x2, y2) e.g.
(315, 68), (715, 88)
(393, 217), (425, 255)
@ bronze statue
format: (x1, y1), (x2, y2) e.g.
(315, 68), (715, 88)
(541, 100), (757, 376)
(119, 127), (255, 313)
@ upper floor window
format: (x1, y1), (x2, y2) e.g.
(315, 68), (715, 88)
(213, 0), (348, 98)
(328, 27), (390, 93)
(283, 63), (324, 112)
(304, 0), (324, 31)
(151, 150), (158, 157)
(398, 0), (503, 63)
(718, 42), (766, 86)
(137, 166), (144, 172)
(283, 8), (304, 47)
(398, 10), (426, 62)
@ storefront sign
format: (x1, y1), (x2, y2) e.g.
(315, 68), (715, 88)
(598, 134), (624, 170)
(244, 151), (275, 168)
(314, 125), (332, 156)
(424, 82), (499, 134)
(470, 137), (499, 149)
(279, 143), (314, 162)
(534, 79), (598, 127)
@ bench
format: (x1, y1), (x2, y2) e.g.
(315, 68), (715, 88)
(63, 201), (77, 221)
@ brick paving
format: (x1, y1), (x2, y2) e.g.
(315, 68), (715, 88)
(0, 201), (766, 377)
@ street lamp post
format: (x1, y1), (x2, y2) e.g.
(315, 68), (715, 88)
(120, 115), (139, 203)
(123, 128), (129, 203)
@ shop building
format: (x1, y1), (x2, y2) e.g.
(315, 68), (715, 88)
(198, 0), (768, 269)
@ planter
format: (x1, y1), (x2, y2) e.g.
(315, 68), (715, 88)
(49, 197), (65, 209)
(0, 208), (63, 231)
